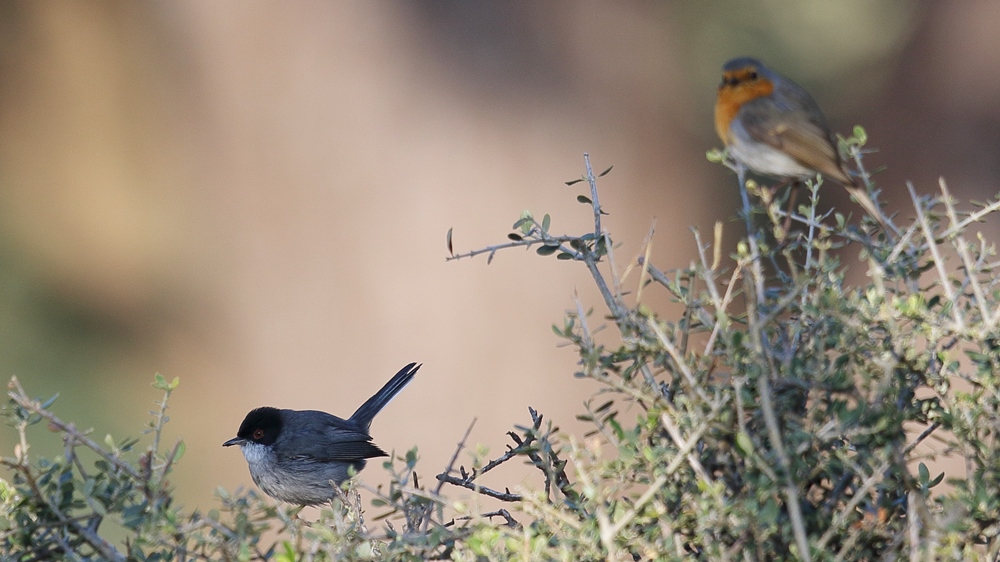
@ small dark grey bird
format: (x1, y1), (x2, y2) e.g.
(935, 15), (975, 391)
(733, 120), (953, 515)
(223, 362), (419, 505)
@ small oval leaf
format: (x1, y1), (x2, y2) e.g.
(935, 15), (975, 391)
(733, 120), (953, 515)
(736, 431), (754, 456)
(853, 125), (867, 145)
(170, 441), (186, 464)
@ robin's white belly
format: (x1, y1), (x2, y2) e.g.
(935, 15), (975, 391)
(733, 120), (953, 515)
(728, 121), (812, 179)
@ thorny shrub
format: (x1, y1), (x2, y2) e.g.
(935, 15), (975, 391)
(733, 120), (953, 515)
(5, 132), (1000, 560)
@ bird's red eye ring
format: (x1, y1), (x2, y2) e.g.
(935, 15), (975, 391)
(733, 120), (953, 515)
(253, 428), (265, 440)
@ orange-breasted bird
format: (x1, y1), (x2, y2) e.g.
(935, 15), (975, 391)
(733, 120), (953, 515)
(715, 57), (883, 224)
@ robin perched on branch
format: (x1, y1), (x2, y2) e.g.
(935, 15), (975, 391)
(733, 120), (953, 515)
(714, 57), (883, 225)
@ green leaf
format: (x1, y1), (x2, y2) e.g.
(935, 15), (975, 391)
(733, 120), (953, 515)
(90, 498), (108, 518)
(153, 373), (169, 391)
(507, 233), (523, 241)
(760, 497), (779, 526)
(595, 236), (608, 257)
(276, 542), (296, 562)
(577, 195), (592, 205)
(608, 418), (624, 440)
(536, 246), (558, 256)
(853, 125), (867, 145)
(446, 227), (454, 256)
(929, 471), (945, 488)
(735, 431), (755, 457)
(40, 393), (60, 410)
(512, 218), (531, 231)
(598, 165), (613, 177)
(172, 441), (186, 463)
(542, 214), (551, 232)
(120, 502), (146, 529)
(519, 210), (534, 234)
(594, 400), (614, 413)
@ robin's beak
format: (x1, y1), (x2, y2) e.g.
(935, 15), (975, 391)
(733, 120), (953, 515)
(223, 437), (245, 447)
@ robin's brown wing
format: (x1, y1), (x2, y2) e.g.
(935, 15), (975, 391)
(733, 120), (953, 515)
(739, 94), (854, 186)
(772, 123), (854, 186)
(741, 93), (885, 226)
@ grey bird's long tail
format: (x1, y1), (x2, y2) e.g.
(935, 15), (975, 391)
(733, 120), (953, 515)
(349, 363), (420, 430)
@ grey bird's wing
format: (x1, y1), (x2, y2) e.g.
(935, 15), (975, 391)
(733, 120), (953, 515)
(274, 410), (387, 462)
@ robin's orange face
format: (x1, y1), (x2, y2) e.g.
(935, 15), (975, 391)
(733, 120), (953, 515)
(715, 65), (774, 144)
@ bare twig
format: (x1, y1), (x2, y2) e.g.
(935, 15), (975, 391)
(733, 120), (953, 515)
(7, 377), (141, 481)
(434, 419), (477, 496)
(938, 196), (1000, 240)
(908, 182), (963, 331)
(435, 409), (557, 504)
(434, 475), (522, 502)
(584, 153), (602, 238)
(636, 257), (685, 300)
(446, 234), (582, 263)
(659, 412), (716, 492)
(939, 178), (996, 329)
(448, 509), (520, 529)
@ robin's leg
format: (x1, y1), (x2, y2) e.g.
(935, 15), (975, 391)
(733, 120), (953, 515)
(737, 165), (754, 237)
(766, 178), (793, 195)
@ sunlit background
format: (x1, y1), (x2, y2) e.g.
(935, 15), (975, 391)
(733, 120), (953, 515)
(1, 2), (998, 512)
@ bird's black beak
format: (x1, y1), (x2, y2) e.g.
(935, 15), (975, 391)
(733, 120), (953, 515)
(223, 437), (244, 447)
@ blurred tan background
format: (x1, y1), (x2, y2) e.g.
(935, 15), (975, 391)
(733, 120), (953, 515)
(1, 2), (999, 511)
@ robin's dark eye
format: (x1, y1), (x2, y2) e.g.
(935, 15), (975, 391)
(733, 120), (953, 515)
(749, 71), (758, 80)
(253, 428), (265, 440)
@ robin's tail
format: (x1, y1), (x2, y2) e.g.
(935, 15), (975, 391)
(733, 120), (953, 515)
(843, 184), (890, 231)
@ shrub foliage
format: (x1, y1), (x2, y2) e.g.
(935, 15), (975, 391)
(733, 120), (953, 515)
(5, 137), (1000, 560)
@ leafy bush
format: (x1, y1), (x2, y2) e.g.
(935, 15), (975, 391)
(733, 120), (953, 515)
(5, 136), (1000, 560)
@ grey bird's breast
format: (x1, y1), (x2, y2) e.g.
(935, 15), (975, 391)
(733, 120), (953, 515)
(238, 442), (364, 506)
